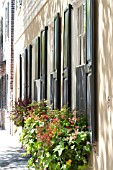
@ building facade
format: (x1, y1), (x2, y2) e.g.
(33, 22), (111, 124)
(9, 0), (113, 169)
(0, 0), (15, 132)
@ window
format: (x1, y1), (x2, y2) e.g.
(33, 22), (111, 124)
(50, 13), (61, 109)
(34, 37), (41, 101)
(0, 17), (3, 49)
(5, 2), (9, 41)
(75, 0), (95, 142)
(78, 2), (86, 65)
(76, 1), (86, 114)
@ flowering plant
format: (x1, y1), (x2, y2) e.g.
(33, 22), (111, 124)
(20, 101), (91, 170)
(10, 98), (31, 127)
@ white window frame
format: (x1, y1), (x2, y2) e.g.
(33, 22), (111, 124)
(71, 0), (86, 109)
(71, 0), (86, 66)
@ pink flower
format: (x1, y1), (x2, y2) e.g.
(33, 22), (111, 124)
(53, 118), (59, 122)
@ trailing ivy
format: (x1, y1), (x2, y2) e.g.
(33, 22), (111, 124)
(13, 100), (91, 170)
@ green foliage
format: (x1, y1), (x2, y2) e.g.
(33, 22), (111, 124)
(19, 101), (91, 170)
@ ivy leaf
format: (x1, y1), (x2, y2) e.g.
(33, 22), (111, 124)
(78, 164), (88, 170)
(53, 141), (65, 156)
(83, 144), (91, 152)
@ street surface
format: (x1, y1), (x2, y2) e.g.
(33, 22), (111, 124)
(0, 130), (31, 170)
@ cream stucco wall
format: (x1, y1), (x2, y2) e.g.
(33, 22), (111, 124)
(13, 0), (113, 169)
(95, 0), (113, 170)
(14, 0), (78, 106)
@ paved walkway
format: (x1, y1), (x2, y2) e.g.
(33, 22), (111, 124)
(0, 130), (31, 170)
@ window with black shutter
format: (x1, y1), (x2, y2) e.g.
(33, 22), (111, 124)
(19, 54), (22, 98)
(0, 17), (3, 50)
(62, 5), (72, 107)
(86, 0), (95, 142)
(76, 2), (86, 114)
(75, 0), (95, 142)
(5, 2), (9, 41)
(28, 45), (32, 99)
(0, 78), (2, 108)
(50, 13), (61, 109)
(34, 37), (41, 101)
(40, 27), (48, 100)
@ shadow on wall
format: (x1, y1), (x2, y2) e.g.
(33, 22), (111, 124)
(23, 0), (61, 46)
(98, 0), (113, 170)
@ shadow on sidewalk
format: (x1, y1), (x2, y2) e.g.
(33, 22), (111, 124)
(0, 146), (31, 169)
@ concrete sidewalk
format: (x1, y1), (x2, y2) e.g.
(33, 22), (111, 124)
(0, 130), (31, 170)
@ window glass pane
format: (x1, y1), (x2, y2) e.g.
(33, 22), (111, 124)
(78, 3), (86, 65)
(83, 2), (86, 33)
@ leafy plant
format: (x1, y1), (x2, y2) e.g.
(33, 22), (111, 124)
(19, 101), (91, 170)
(10, 98), (31, 127)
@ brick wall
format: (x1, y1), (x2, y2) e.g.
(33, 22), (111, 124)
(10, 0), (15, 101)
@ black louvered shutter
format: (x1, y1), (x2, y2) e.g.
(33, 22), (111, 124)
(2, 74), (8, 108)
(19, 54), (22, 98)
(35, 37), (40, 80)
(40, 27), (48, 100)
(5, 74), (8, 108)
(86, 0), (95, 142)
(28, 45), (32, 99)
(24, 48), (28, 98)
(50, 13), (61, 109)
(62, 5), (72, 107)
(0, 78), (2, 108)
(0, 17), (3, 49)
(76, 65), (86, 114)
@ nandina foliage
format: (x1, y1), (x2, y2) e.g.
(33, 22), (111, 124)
(18, 100), (91, 170)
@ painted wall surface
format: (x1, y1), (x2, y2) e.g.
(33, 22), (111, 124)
(14, 0), (77, 105)
(94, 0), (113, 169)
